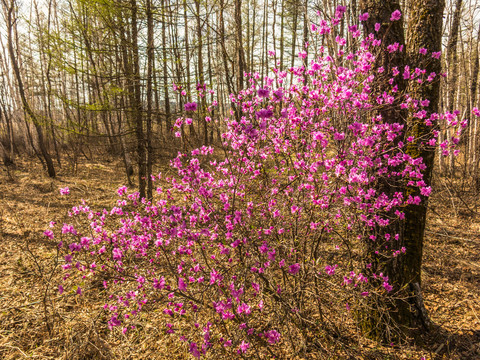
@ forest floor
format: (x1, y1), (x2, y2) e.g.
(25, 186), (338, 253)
(0, 156), (479, 360)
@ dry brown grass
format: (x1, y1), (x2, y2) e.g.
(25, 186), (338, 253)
(0, 156), (478, 359)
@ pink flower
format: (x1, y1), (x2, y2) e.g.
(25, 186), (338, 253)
(256, 109), (273, 119)
(59, 187), (70, 195)
(325, 264), (337, 276)
(374, 23), (381, 32)
(184, 102), (197, 112)
(383, 281), (393, 292)
(264, 330), (281, 344)
(238, 341), (250, 354)
(390, 9), (402, 21)
(189, 343), (201, 358)
(419, 48), (428, 55)
(335, 5), (346, 17)
(359, 12), (369, 22)
(273, 89), (283, 99)
(432, 51), (441, 59)
(223, 339), (232, 347)
(289, 263), (300, 275)
(257, 88), (269, 98)
(237, 302), (251, 315)
(178, 277), (187, 291)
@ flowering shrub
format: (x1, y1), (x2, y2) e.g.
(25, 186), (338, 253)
(48, 8), (469, 358)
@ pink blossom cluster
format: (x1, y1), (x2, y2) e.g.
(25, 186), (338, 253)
(47, 8), (471, 357)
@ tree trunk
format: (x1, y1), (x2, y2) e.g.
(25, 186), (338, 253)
(195, 0), (208, 145)
(358, 0), (444, 341)
(130, 0), (146, 198)
(146, 0), (154, 200)
(469, 24), (480, 173)
(359, 0), (408, 341)
(234, 0), (246, 91)
(219, 0), (233, 96)
(404, 0), (445, 333)
(442, 0), (462, 173)
(162, 0), (172, 145)
(2, 0), (56, 178)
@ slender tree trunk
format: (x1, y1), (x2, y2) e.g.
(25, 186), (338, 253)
(130, 0), (146, 198)
(2, 0), (56, 178)
(246, 0), (251, 72)
(302, 0), (308, 70)
(447, 0), (463, 114)
(443, 0), (462, 174)
(260, 0), (267, 86)
(195, 0), (208, 145)
(280, 0), (284, 70)
(251, 0), (256, 74)
(234, 0), (246, 91)
(469, 24), (480, 173)
(290, 2), (298, 84)
(219, 0), (233, 95)
(162, 0), (171, 145)
(146, 0), (154, 199)
(183, 0), (192, 98)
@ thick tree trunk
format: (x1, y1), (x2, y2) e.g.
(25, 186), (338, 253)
(404, 0), (445, 312)
(359, 0), (407, 341)
(359, 0), (444, 341)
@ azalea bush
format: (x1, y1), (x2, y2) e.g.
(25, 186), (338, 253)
(47, 7), (469, 358)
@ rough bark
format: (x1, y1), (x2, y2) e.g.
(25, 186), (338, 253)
(404, 0), (445, 327)
(358, 0), (444, 341)
(359, 0), (407, 341)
